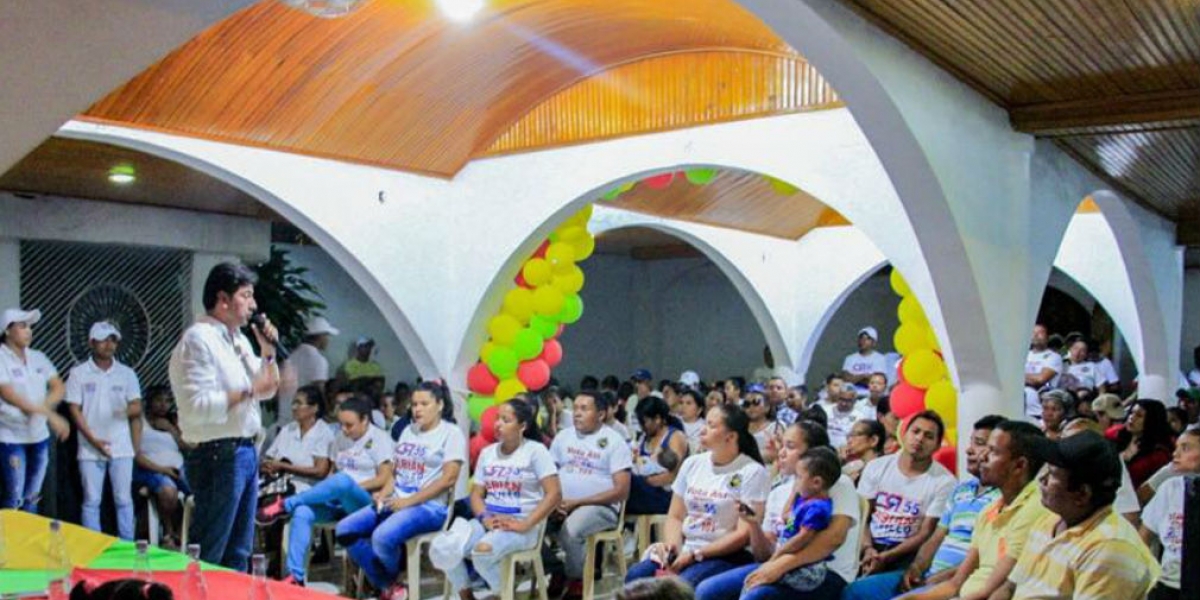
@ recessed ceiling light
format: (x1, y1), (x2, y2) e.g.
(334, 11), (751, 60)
(108, 165), (136, 185)
(437, 0), (484, 22)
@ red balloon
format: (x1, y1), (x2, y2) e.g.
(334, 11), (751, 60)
(895, 358), (907, 386)
(481, 406), (499, 443)
(644, 172), (675, 189)
(467, 362), (499, 395)
(540, 339), (563, 368)
(890, 382), (926, 419)
(933, 445), (957, 475)
(533, 240), (550, 259)
(469, 434), (489, 471)
(514, 272), (530, 288)
(517, 359), (551, 391)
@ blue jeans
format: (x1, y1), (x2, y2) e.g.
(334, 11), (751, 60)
(696, 563), (847, 600)
(80, 457), (135, 540)
(626, 550), (754, 590)
(0, 440), (49, 511)
(626, 476), (672, 515)
(280, 473), (373, 581)
(338, 500), (448, 588)
(185, 439), (258, 571)
(841, 569), (905, 600)
(131, 465), (191, 496)
(442, 519), (542, 593)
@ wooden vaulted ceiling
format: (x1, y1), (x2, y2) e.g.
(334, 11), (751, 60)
(838, 0), (1200, 243)
(82, 0), (838, 177)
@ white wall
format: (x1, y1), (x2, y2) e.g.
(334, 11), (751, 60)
(1184, 269), (1200, 372)
(0, 240), (19, 311)
(805, 271), (899, 388)
(282, 243), (418, 388)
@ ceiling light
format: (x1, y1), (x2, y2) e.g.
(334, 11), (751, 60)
(279, 0), (368, 18)
(108, 165), (136, 185)
(437, 0), (484, 22)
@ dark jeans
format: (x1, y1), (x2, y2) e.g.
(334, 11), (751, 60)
(0, 439), (50, 511)
(626, 550), (754, 590)
(185, 438), (258, 571)
(625, 475), (672, 515)
(695, 563), (847, 600)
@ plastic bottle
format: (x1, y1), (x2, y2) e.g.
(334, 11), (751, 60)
(182, 544), (208, 600)
(248, 553), (271, 600)
(46, 520), (71, 600)
(134, 539), (154, 582)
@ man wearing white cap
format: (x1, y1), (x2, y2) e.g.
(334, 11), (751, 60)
(843, 326), (888, 393)
(0, 307), (69, 511)
(66, 321), (143, 539)
(277, 316), (339, 426)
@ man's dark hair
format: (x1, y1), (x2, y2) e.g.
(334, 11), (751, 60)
(575, 388), (609, 412)
(799, 447), (842, 490)
(202, 262), (257, 311)
(580, 375), (599, 390)
(794, 419), (831, 450)
(338, 395), (374, 421)
(800, 405), (828, 429)
(906, 409), (946, 443)
(973, 414), (1007, 431)
(995, 420), (1046, 478)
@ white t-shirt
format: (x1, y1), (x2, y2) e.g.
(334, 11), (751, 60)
(1025, 349), (1062, 389)
(476, 439), (558, 519)
(682, 419), (704, 454)
(66, 359), (142, 460)
(1097, 357), (1120, 385)
(855, 399), (879, 421)
(764, 476), (795, 553)
(857, 453), (956, 547)
(551, 425), (633, 507)
(1065, 361), (1099, 390)
(0, 345), (58, 444)
(332, 426), (394, 484)
(607, 420), (631, 442)
(827, 406), (867, 449)
(827, 474), (863, 584)
(1143, 476), (1186, 589)
(751, 421), (783, 462)
(1115, 462), (1140, 516)
(288, 343), (329, 388)
(671, 453), (770, 553)
(842, 352), (887, 385)
(137, 419), (184, 470)
(1144, 463), (1181, 492)
(265, 421), (335, 493)
(392, 420), (467, 502)
(1187, 368), (1200, 389)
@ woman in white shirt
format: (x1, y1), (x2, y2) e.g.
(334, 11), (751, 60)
(624, 403), (770, 590)
(1139, 426), (1199, 600)
(257, 395), (394, 585)
(678, 389), (706, 454)
(340, 381), (466, 600)
(744, 384), (783, 464)
(262, 384), (334, 492)
(438, 398), (561, 600)
(132, 385), (195, 549)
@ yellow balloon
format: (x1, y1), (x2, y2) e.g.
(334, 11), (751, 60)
(503, 288), (534, 323)
(894, 323), (934, 356)
(925, 326), (941, 351)
(890, 268), (911, 298)
(568, 204), (594, 227)
(546, 242), (576, 268)
(902, 349), (947, 389)
(944, 427), (957, 446)
(522, 258), (552, 286)
(552, 265), (585, 294)
(925, 379), (957, 429)
(573, 234), (595, 261)
(532, 285), (565, 316)
(494, 378), (528, 402)
(480, 341), (498, 363)
(488, 314), (522, 346)
(898, 296), (928, 327)
(557, 225), (587, 243)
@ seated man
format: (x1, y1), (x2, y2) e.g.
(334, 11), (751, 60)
(546, 389), (633, 600)
(992, 431), (1159, 600)
(856, 410), (957, 578)
(843, 415), (1004, 600)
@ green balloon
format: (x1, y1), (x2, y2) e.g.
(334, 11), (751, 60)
(468, 394), (493, 423)
(685, 168), (717, 185)
(484, 346), (518, 379)
(530, 314), (559, 340)
(513, 327), (544, 361)
(559, 293), (584, 324)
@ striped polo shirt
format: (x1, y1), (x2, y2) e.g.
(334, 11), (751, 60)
(928, 477), (1001, 575)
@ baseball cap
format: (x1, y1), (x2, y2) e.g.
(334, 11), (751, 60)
(679, 370), (700, 388)
(1, 308), (42, 331)
(89, 321), (122, 342)
(745, 383), (766, 395)
(1091, 393), (1125, 419)
(1030, 430), (1121, 490)
(858, 326), (878, 341)
(630, 369), (652, 382)
(355, 336), (375, 347)
(305, 316), (340, 337)
(1175, 387), (1200, 404)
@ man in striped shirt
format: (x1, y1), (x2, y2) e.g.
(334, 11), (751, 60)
(993, 431), (1158, 600)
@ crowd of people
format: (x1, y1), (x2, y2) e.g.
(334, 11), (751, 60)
(2, 264), (1198, 600)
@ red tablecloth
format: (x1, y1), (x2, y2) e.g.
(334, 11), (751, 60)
(68, 568), (340, 600)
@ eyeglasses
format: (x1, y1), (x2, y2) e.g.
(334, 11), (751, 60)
(742, 398), (763, 407)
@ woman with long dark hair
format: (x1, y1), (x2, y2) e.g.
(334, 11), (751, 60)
(677, 389), (706, 453)
(1121, 399), (1175, 487)
(626, 396), (690, 515)
(624, 403), (769, 589)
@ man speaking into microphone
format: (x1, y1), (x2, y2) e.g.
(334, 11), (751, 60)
(169, 262), (280, 570)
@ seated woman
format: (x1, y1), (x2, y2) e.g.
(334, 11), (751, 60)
(840, 419), (885, 484)
(338, 381), (465, 600)
(257, 396), (394, 585)
(1123, 399), (1175, 488)
(626, 397), (690, 516)
(624, 403), (769, 590)
(695, 420), (861, 600)
(677, 389), (706, 454)
(437, 398), (561, 600)
(131, 385), (195, 549)
(744, 384), (783, 464)
(1139, 425), (1198, 600)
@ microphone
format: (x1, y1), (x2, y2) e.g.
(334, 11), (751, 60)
(250, 312), (289, 361)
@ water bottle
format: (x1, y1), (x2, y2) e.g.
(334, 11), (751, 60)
(46, 520), (71, 600)
(134, 539), (154, 582)
(248, 553), (271, 600)
(183, 544), (208, 600)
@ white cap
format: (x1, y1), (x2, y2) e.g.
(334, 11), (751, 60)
(304, 316), (340, 337)
(679, 370), (701, 387)
(857, 326), (879, 341)
(1, 308), (42, 331)
(89, 321), (122, 342)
